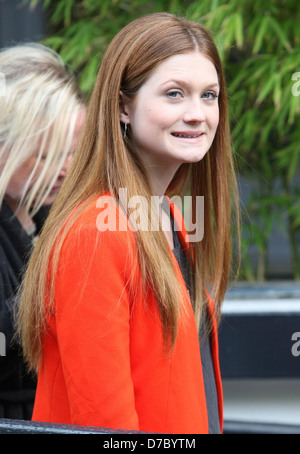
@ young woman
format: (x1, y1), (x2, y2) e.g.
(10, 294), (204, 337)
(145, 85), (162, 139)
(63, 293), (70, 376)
(17, 13), (239, 433)
(0, 43), (86, 419)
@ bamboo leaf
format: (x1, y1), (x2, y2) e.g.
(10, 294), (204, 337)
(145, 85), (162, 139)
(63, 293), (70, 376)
(64, 0), (74, 27)
(268, 16), (292, 52)
(252, 16), (269, 54)
(234, 12), (243, 48)
(273, 74), (282, 109)
(255, 73), (276, 105)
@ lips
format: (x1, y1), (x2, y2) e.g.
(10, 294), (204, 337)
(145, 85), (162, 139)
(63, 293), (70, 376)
(50, 184), (62, 193)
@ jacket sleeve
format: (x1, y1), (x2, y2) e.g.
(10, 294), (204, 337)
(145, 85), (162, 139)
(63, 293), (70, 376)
(54, 209), (139, 430)
(0, 263), (20, 379)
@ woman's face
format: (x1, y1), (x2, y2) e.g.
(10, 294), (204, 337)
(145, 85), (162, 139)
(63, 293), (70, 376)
(5, 110), (85, 207)
(120, 52), (220, 180)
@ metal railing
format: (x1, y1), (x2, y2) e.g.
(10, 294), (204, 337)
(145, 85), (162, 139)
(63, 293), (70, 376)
(0, 418), (143, 434)
(1, 418), (300, 434)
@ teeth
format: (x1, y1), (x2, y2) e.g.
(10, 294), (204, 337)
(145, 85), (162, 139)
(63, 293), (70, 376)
(173, 133), (199, 138)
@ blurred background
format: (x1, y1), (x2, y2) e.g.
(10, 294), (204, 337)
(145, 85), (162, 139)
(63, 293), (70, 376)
(1, 0), (300, 434)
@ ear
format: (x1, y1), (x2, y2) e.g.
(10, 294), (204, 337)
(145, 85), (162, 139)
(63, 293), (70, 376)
(119, 90), (130, 125)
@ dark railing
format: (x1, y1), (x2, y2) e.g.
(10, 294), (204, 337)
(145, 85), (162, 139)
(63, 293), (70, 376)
(0, 418), (141, 434)
(223, 420), (300, 434)
(1, 418), (300, 434)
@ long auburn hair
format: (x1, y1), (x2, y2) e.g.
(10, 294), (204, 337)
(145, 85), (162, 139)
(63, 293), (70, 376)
(17, 12), (239, 371)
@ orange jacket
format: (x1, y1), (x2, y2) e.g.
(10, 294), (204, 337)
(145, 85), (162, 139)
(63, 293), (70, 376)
(32, 196), (223, 434)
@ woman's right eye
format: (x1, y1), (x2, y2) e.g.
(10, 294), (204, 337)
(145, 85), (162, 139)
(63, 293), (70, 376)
(166, 90), (183, 99)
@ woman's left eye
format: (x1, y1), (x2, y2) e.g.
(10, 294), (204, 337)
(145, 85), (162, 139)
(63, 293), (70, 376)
(202, 91), (218, 100)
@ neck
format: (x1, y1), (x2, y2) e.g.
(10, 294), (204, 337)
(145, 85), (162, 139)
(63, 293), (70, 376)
(148, 163), (180, 198)
(146, 166), (180, 251)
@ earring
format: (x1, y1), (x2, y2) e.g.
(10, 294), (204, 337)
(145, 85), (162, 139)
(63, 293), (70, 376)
(123, 122), (128, 139)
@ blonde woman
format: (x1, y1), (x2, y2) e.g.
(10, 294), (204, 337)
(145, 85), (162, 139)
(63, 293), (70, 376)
(18, 13), (239, 433)
(0, 43), (86, 420)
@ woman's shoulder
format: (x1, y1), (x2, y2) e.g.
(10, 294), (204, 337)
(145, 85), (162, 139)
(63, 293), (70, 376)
(54, 194), (140, 291)
(61, 193), (136, 256)
(72, 194), (130, 232)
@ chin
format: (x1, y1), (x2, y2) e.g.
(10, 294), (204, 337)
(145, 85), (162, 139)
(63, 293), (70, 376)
(42, 194), (57, 206)
(182, 152), (209, 164)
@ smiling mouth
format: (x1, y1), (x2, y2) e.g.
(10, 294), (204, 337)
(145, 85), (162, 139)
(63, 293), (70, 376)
(50, 184), (61, 193)
(171, 132), (204, 138)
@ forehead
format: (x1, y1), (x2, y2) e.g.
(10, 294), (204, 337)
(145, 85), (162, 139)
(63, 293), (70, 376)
(145, 51), (219, 87)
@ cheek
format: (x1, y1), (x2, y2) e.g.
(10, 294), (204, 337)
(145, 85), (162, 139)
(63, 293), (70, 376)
(149, 103), (180, 125)
(15, 163), (36, 188)
(207, 109), (219, 137)
(213, 108), (220, 129)
(137, 102), (175, 130)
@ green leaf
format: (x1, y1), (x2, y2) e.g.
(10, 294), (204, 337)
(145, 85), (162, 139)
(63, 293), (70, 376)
(252, 16), (269, 54)
(255, 65), (277, 105)
(273, 74), (282, 109)
(268, 16), (292, 52)
(234, 12), (243, 48)
(64, 0), (74, 27)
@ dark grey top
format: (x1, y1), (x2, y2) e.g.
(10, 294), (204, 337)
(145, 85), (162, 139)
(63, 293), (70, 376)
(0, 201), (50, 420)
(171, 218), (220, 434)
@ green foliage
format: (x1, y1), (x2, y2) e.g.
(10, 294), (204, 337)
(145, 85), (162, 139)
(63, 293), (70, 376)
(28, 0), (300, 280)
(28, 0), (190, 93)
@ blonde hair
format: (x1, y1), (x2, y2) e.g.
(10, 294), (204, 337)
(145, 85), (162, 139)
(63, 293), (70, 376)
(0, 43), (85, 215)
(18, 13), (240, 371)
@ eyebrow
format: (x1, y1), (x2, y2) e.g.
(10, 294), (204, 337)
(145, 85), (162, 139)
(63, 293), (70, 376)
(160, 79), (220, 90)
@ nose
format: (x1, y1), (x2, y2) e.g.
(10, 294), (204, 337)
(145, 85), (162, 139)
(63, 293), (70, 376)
(59, 152), (73, 176)
(182, 98), (206, 124)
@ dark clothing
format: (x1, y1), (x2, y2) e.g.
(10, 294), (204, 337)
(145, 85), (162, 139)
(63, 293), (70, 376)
(0, 201), (50, 419)
(171, 216), (221, 434)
